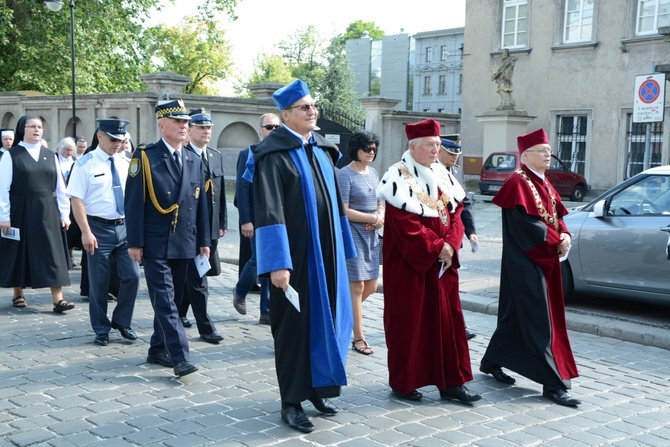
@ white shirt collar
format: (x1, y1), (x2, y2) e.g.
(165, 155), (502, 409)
(190, 144), (206, 157)
(284, 125), (312, 144)
(19, 141), (41, 151)
(526, 166), (545, 180)
(162, 139), (181, 155)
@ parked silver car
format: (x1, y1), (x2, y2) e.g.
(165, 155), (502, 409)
(562, 165), (670, 305)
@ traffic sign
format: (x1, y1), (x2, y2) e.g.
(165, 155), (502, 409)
(633, 74), (666, 123)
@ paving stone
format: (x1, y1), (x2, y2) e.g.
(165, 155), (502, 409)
(0, 200), (669, 446)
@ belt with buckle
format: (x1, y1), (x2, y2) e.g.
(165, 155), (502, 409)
(87, 215), (125, 226)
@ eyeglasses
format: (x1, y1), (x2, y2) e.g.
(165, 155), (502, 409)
(262, 124), (281, 130)
(285, 103), (318, 112)
(25, 125), (43, 129)
(361, 145), (377, 153)
(526, 149), (552, 155)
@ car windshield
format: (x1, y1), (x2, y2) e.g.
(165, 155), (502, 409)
(549, 156), (566, 171)
(608, 175), (670, 216)
(484, 154), (516, 172)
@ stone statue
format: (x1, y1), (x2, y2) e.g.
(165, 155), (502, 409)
(492, 48), (517, 110)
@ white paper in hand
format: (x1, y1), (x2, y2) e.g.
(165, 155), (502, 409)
(1, 227), (20, 241)
(438, 261), (446, 278)
(193, 254), (211, 278)
(559, 247), (570, 263)
(285, 285), (301, 312)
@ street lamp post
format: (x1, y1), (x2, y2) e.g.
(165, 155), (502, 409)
(45, 0), (77, 138)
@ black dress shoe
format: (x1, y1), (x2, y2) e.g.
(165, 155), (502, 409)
(391, 389), (423, 401)
(480, 364), (516, 385)
(259, 314), (271, 325)
(146, 351), (174, 367)
(440, 386), (482, 403)
(543, 388), (581, 407)
(174, 360), (198, 377)
(111, 322), (137, 340)
(280, 406), (314, 433)
(94, 334), (109, 346)
(308, 397), (339, 414)
(466, 329), (477, 340)
(180, 317), (192, 328)
(200, 332), (224, 344)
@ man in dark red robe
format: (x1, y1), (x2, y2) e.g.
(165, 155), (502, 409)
(480, 128), (580, 407)
(377, 119), (480, 403)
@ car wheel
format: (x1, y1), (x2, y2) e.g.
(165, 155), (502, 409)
(570, 185), (585, 202)
(561, 261), (576, 302)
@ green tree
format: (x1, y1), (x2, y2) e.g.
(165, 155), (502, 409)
(277, 25), (326, 89)
(0, 0), (237, 95)
(243, 24), (364, 123)
(247, 53), (293, 84)
(343, 20), (385, 40)
(316, 37), (364, 124)
(145, 17), (232, 95)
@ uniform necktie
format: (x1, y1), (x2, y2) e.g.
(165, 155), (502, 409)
(201, 150), (209, 170)
(174, 150), (182, 173)
(109, 156), (124, 215)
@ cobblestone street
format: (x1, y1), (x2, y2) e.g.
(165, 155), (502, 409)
(1, 200), (669, 446)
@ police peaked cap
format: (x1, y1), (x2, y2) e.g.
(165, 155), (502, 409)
(96, 118), (129, 140)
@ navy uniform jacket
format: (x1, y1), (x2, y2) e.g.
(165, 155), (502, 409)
(233, 145), (254, 226)
(185, 143), (227, 239)
(125, 139), (210, 259)
(449, 164), (476, 239)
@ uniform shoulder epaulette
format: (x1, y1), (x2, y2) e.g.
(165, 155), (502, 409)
(137, 143), (155, 152)
(76, 153), (94, 166)
(207, 146), (221, 155)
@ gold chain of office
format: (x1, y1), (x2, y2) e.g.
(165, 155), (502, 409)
(394, 162), (451, 226)
(516, 169), (559, 231)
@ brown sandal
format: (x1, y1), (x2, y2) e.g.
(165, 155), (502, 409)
(12, 296), (27, 308)
(53, 300), (75, 313)
(352, 339), (374, 355)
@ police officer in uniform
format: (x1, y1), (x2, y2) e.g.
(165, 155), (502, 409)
(179, 108), (227, 343)
(125, 99), (211, 377)
(67, 119), (140, 346)
(437, 134), (478, 340)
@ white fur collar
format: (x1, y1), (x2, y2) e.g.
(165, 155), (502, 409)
(377, 150), (465, 217)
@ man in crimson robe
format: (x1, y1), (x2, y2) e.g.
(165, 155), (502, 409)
(377, 119), (480, 403)
(480, 128), (580, 407)
(251, 79), (356, 433)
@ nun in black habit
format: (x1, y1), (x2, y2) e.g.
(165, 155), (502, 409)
(0, 115), (75, 312)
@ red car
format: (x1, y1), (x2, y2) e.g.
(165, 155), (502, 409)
(479, 151), (590, 201)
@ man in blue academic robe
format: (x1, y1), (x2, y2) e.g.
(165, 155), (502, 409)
(252, 79), (355, 433)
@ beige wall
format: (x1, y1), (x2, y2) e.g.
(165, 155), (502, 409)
(0, 88), (460, 182)
(462, 0), (670, 190)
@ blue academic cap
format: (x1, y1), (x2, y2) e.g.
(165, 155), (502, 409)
(273, 79), (310, 110)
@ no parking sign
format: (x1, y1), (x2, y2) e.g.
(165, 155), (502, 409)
(633, 74), (666, 123)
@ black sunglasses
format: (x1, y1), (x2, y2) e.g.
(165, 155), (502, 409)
(361, 145), (377, 153)
(262, 124), (281, 131)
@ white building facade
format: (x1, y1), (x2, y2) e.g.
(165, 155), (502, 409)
(412, 28), (465, 115)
